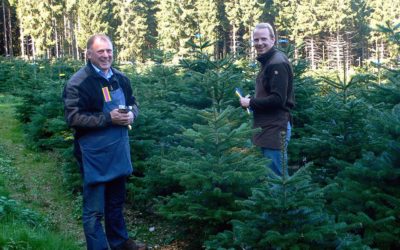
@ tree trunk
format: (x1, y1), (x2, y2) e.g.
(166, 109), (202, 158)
(32, 37), (36, 60)
(19, 18), (25, 58)
(223, 34), (227, 58)
(2, 0), (8, 55)
(250, 26), (254, 59)
(310, 37), (315, 70)
(7, 4), (12, 57)
(54, 17), (59, 58)
(63, 14), (68, 57)
(336, 30), (341, 71)
(232, 25), (237, 56)
(74, 20), (79, 60)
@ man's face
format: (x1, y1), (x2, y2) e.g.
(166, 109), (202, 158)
(87, 38), (113, 73)
(253, 28), (275, 55)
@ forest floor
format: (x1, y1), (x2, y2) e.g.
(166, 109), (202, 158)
(0, 94), (184, 249)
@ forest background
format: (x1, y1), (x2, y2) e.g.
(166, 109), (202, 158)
(0, 0), (399, 249)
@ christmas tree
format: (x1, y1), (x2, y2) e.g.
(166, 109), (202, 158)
(155, 40), (268, 247)
(206, 134), (365, 249)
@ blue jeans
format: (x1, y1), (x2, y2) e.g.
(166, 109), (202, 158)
(261, 122), (291, 177)
(82, 177), (129, 250)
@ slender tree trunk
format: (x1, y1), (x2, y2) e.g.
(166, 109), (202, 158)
(7, 4), (12, 57)
(66, 14), (73, 57)
(310, 37), (315, 70)
(214, 32), (219, 59)
(232, 25), (237, 56)
(346, 46), (349, 73)
(54, 18), (59, 58)
(74, 20), (79, 60)
(248, 24), (253, 58)
(344, 46), (349, 83)
(336, 30), (341, 71)
(63, 14), (68, 57)
(32, 37), (36, 60)
(223, 34), (227, 58)
(2, 0), (8, 55)
(360, 39), (366, 67)
(250, 27), (254, 59)
(19, 17), (25, 58)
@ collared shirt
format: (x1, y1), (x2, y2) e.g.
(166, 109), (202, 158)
(92, 64), (114, 80)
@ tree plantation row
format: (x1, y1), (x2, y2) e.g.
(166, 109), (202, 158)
(0, 27), (399, 249)
(0, 0), (400, 70)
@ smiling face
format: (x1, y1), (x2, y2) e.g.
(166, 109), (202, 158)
(253, 28), (275, 56)
(87, 37), (113, 74)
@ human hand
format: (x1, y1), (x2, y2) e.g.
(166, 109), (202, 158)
(110, 109), (131, 126)
(240, 94), (251, 108)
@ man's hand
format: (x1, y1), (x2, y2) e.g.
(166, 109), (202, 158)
(110, 109), (131, 126)
(240, 95), (251, 108)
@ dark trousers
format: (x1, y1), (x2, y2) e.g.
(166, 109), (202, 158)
(82, 177), (129, 250)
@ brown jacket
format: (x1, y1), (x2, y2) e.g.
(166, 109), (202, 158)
(249, 47), (295, 149)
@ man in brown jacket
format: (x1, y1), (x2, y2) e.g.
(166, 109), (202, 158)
(239, 23), (295, 177)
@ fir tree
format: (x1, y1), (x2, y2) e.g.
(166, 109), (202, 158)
(195, 0), (221, 56)
(155, 42), (267, 247)
(157, 105), (266, 248)
(326, 104), (400, 249)
(296, 0), (324, 68)
(224, 0), (242, 55)
(76, 0), (111, 52)
(113, 0), (150, 62)
(326, 29), (400, 247)
(290, 71), (372, 182)
(351, 0), (372, 66)
(273, 0), (298, 43)
(318, 0), (354, 70)
(366, 0), (400, 62)
(205, 137), (365, 249)
(238, 0), (262, 51)
(156, 0), (198, 60)
(155, 0), (179, 55)
(122, 61), (190, 209)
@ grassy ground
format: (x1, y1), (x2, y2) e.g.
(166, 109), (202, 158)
(0, 94), (185, 249)
(0, 94), (85, 249)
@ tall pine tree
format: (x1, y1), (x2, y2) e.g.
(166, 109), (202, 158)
(76, 0), (111, 54)
(113, 0), (150, 62)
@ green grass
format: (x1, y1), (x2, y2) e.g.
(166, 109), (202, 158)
(0, 94), (84, 249)
(0, 220), (79, 250)
(0, 94), (182, 249)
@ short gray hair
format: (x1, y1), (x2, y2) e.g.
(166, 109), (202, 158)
(254, 23), (275, 39)
(86, 34), (112, 50)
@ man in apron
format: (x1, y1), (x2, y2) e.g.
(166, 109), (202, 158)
(63, 34), (146, 250)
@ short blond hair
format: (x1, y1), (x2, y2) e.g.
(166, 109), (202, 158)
(254, 23), (275, 39)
